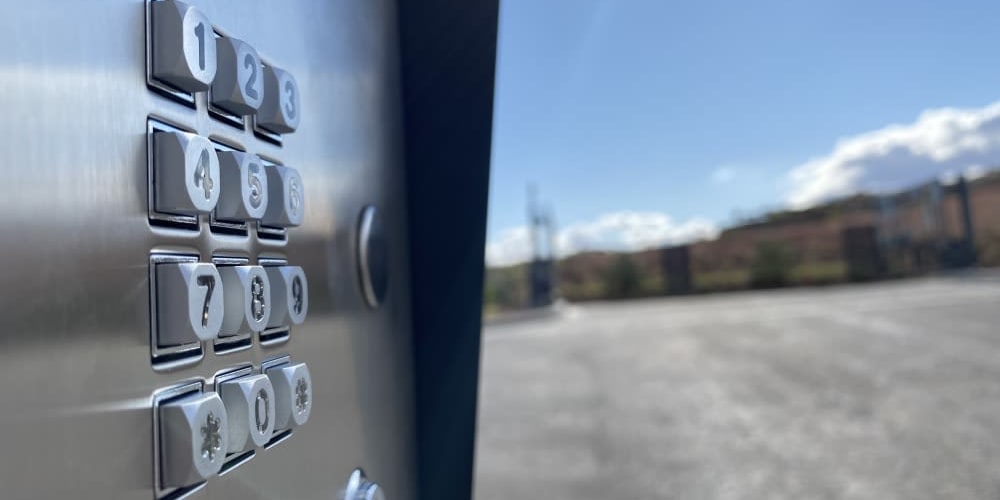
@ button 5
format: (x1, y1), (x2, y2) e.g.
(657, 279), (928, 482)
(159, 392), (228, 488)
(257, 65), (300, 134)
(151, 0), (217, 92)
(156, 262), (224, 346)
(218, 265), (271, 336)
(266, 363), (312, 430)
(154, 131), (221, 215)
(261, 165), (304, 227)
(216, 151), (268, 222)
(211, 36), (264, 116)
(264, 266), (308, 328)
(218, 374), (276, 453)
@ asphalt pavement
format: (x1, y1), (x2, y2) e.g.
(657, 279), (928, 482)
(474, 274), (1000, 500)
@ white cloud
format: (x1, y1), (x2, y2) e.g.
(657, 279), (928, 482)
(711, 167), (737, 183)
(485, 211), (718, 266)
(787, 101), (1000, 208)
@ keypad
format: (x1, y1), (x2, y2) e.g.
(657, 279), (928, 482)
(146, 2), (313, 494)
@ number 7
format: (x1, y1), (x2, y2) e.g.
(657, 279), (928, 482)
(196, 275), (215, 327)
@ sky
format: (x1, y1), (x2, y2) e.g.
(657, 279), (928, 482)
(485, 0), (1000, 266)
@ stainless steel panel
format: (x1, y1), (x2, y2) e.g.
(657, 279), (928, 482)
(0, 1), (415, 498)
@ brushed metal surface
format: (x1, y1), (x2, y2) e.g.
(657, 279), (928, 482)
(0, 1), (415, 498)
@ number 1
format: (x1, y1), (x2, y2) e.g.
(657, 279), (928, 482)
(194, 22), (206, 71)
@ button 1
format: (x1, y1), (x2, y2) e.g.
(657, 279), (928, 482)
(154, 131), (221, 215)
(216, 151), (268, 222)
(261, 165), (304, 227)
(266, 363), (312, 430)
(211, 36), (264, 116)
(218, 374), (276, 453)
(218, 265), (271, 336)
(264, 266), (308, 328)
(159, 392), (228, 488)
(151, 0), (217, 92)
(257, 65), (300, 134)
(156, 262), (224, 346)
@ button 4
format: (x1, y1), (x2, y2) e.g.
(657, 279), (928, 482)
(264, 266), (308, 328)
(159, 392), (228, 488)
(218, 374), (276, 453)
(156, 262), (224, 346)
(257, 65), (300, 134)
(216, 151), (268, 222)
(218, 265), (271, 336)
(212, 36), (264, 116)
(261, 165), (304, 228)
(151, 0), (217, 92)
(154, 131), (221, 215)
(266, 363), (312, 430)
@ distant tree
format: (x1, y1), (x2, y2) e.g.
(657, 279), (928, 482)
(603, 254), (642, 299)
(750, 241), (792, 289)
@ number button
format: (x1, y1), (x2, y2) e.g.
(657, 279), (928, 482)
(265, 362), (312, 431)
(218, 374), (276, 453)
(261, 165), (304, 227)
(217, 265), (271, 336)
(156, 263), (224, 346)
(211, 36), (264, 116)
(151, 0), (217, 92)
(159, 392), (229, 488)
(154, 131), (221, 216)
(264, 266), (308, 328)
(216, 151), (269, 222)
(257, 65), (300, 134)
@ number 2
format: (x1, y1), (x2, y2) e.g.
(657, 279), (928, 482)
(196, 275), (215, 328)
(194, 22), (206, 71)
(244, 53), (259, 100)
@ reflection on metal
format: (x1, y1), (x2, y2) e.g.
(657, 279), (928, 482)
(358, 205), (388, 308)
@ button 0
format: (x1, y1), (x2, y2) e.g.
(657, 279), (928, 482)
(211, 36), (264, 116)
(154, 131), (221, 215)
(216, 151), (268, 222)
(151, 0), (217, 92)
(264, 266), (308, 328)
(218, 374), (276, 453)
(218, 265), (270, 336)
(266, 363), (312, 430)
(261, 165), (304, 228)
(257, 65), (300, 134)
(159, 392), (228, 488)
(156, 263), (224, 346)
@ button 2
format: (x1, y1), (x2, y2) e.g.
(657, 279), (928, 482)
(266, 363), (312, 430)
(216, 151), (269, 222)
(257, 65), (300, 134)
(218, 265), (271, 336)
(159, 392), (228, 488)
(156, 262), (224, 346)
(261, 165), (304, 228)
(218, 374), (276, 453)
(212, 36), (264, 116)
(154, 131), (221, 215)
(264, 266), (308, 328)
(151, 0), (217, 92)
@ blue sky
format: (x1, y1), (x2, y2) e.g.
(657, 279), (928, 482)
(486, 0), (1000, 265)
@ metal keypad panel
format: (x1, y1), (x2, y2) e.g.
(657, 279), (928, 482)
(146, 1), (313, 496)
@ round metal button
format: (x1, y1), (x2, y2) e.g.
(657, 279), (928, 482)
(357, 205), (388, 309)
